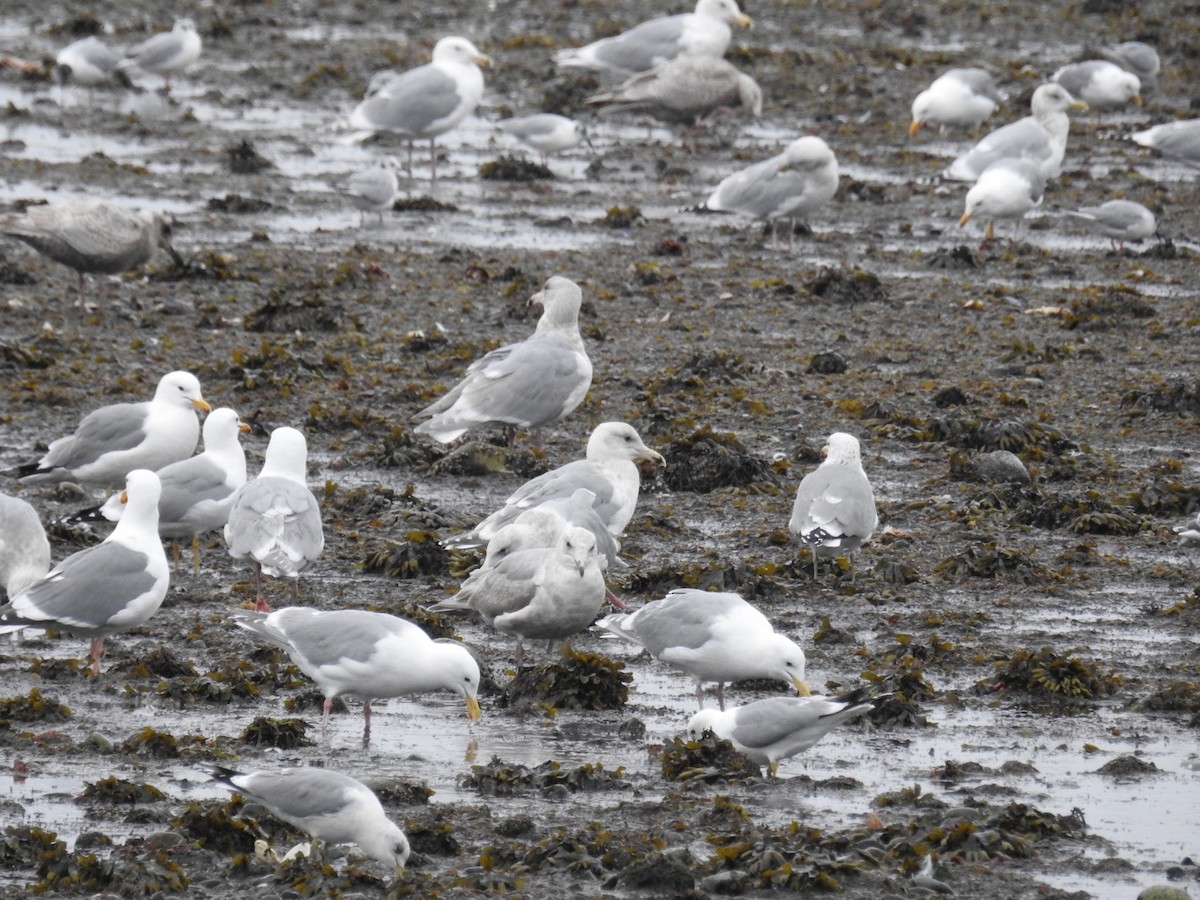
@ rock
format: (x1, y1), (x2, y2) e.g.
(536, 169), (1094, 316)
(1138, 888), (1191, 900)
(975, 450), (1031, 485)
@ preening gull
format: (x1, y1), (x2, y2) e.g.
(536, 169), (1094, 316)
(451, 421), (664, 544)
(909, 68), (1003, 136)
(0, 493), (50, 598)
(1098, 41), (1160, 85)
(959, 158), (1046, 243)
(55, 36), (122, 90)
(687, 686), (883, 777)
(1132, 119), (1200, 168)
(432, 526), (606, 662)
(585, 55), (762, 125)
(497, 114), (589, 164)
(233, 607), (481, 742)
(348, 36), (490, 185)
(74, 407), (250, 572)
(14, 370), (209, 486)
(343, 159), (399, 227)
(0, 470), (168, 675)
(1, 201), (183, 305)
(224, 426), (324, 612)
(946, 83), (1087, 182)
(415, 276), (592, 444)
(212, 766), (410, 872)
(555, 0), (752, 80)
(789, 432), (878, 578)
(118, 18), (202, 91)
(702, 136), (839, 249)
(1052, 60), (1141, 110)
(595, 588), (809, 709)
(1065, 199), (1157, 250)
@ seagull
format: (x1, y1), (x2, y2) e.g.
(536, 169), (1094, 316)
(702, 136), (839, 250)
(910, 68), (1004, 136)
(1064, 199), (1157, 250)
(449, 422), (664, 545)
(1132, 119), (1200, 169)
(585, 55), (763, 125)
(232, 607), (481, 743)
(54, 36), (124, 99)
(343, 159), (400, 227)
(415, 276), (593, 445)
(1173, 513), (1200, 545)
(1098, 41), (1160, 86)
(118, 18), (202, 91)
(497, 114), (590, 165)
(14, 370), (210, 487)
(72, 408), (250, 572)
(555, 0), (752, 80)
(959, 157), (1046, 243)
(789, 432), (879, 579)
(224, 427), (324, 612)
(0, 493), (50, 598)
(212, 766), (410, 873)
(0, 470), (169, 675)
(596, 588), (810, 710)
(348, 36), (490, 186)
(687, 686), (885, 777)
(1052, 60), (1141, 110)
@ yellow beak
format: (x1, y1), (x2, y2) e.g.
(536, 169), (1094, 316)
(1132, 94), (1143, 107)
(908, 119), (922, 137)
(193, 398), (212, 413)
(734, 13), (753, 28)
(476, 54), (492, 68)
(792, 675), (811, 697)
(1069, 99), (1089, 112)
(959, 211), (973, 228)
(238, 422), (252, 434)
(119, 490), (129, 505)
(466, 695), (482, 721)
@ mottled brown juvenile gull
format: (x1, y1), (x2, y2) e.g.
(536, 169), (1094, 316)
(348, 36), (490, 185)
(224, 427), (324, 612)
(702, 136), (839, 249)
(1065, 199), (1157, 250)
(959, 158), (1046, 243)
(432, 526), (605, 662)
(55, 36), (122, 90)
(687, 687), (882, 777)
(452, 422), (664, 544)
(343, 159), (399, 227)
(596, 588), (809, 710)
(15, 370), (209, 486)
(555, 0), (752, 80)
(75, 408), (250, 572)
(909, 68), (1003, 136)
(232, 607), (481, 742)
(212, 766), (410, 872)
(0, 493), (50, 598)
(0, 469), (168, 675)
(415, 276), (592, 445)
(789, 432), (878, 578)
(946, 83), (1087, 182)
(1132, 119), (1200, 168)
(1, 201), (183, 305)
(585, 55), (762, 125)
(118, 18), (202, 90)
(497, 114), (589, 164)
(1052, 60), (1141, 110)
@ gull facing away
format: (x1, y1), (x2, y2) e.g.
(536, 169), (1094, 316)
(596, 588), (810, 710)
(555, 0), (752, 80)
(1132, 119), (1200, 169)
(1, 201), (183, 307)
(1098, 41), (1160, 86)
(1064, 199), (1157, 250)
(909, 67), (1004, 136)
(945, 83), (1088, 182)
(54, 36), (124, 96)
(702, 136), (839, 250)
(118, 18), (202, 91)
(14, 370), (210, 487)
(224, 427), (324, 612)
(789, 432), (878, 579)
(0, 493), (51, 598)
(73, 408), (251, 572)
(212, 766), (410, 873)
(1052, 60), (1141, 110)
(497, 114), (589, 165)
(585, 55), (763, 125)
(415, 276), (592, 445)
(959, 158), (1046, 244)
(232, 607), (481, 744)
(348, 36), (490, 185)
(449, 422), (664, 545)
(687, 686), (885, 777)
(0, 470), (169, 675)
(343, 158), (400, 227)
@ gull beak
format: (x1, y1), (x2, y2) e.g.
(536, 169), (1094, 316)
(792, 675), (811, 697)
(192, 398), (212, 413)
(1069, 99), (1089, 112)
(238, 422), (252, 434)
(1132, 93), (1143, 107)
(958, 211), (973, 228)
(119, 490), (129, 505)
(908, 119), (922, 137)
(636, 447), (666, 467)
(476, 53), (492, 68)
(466, 695), (482, 721)
(734, 13), (753, 28)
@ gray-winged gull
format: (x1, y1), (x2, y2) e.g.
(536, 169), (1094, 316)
(555, 0), (752, 80)
(451, 421), (664, 544)
(946, 83), (1087, 181)
(0, 493), (50, 598)
(789, 432), (878, 578)
(212, 766), (410, 872)
(349, 36), (490, 185)
(595, 588), (809, 709)
(1174, 513), (1200, 545)
(14, 370), (209, 486)
(703, 135), (839, 249)
(1098, 41), (1160, 85)
(497, 114), (589, 164)
(415, 275), (593, 444)
(55, 36), (122, 91)
(959, 157), (1046, 242)
(118, 18), (202, 91)
(232, 607), (481, 742)
(1065, 199), (1157, 250)
(585, 55), (762, 125)
(75, 407), (250, 572)
(0, 469), (168, 675)
(1132, 119), (1200, 168)
(224, 426), (324, 612)
(909, 68), (1004, 136)
(343, 159), (399, 227)
(1052, 60), (1141, 110)
(687, 687), (883, 777)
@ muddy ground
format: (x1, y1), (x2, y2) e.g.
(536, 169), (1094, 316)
(1, 0), (1199, 898)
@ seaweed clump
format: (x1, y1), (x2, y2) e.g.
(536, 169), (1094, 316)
(986, 646), (1120, 699)
(0, 688), (72, 722)
(479, 155), (553, 181)
(461, 756), (629, 797)
(504, 647), (630, 710)
(662, 425), (781, 493)
(239, 716), (312, 749)
(79, 777), (167, 804)
(171, 798), (260, 855)
(660, 731), (761, 782)
(361, 530), (448, 578)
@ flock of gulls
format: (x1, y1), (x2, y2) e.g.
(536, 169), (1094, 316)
(0, 0), (1195, 878)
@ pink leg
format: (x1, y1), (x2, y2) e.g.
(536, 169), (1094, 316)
(89, 637), (105, 676)
(253, 563), (272, 612)
(604, 586), (626, 611)
(695, 683), (706, 710)
(321, 697), (334, 729)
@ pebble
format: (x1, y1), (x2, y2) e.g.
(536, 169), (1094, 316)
(975, 449), (1031, 484)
